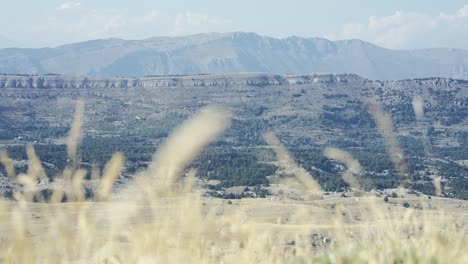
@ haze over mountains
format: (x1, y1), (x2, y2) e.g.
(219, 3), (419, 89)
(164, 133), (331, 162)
(1, 32), (468, 80)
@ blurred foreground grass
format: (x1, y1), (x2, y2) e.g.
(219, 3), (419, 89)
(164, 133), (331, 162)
(0, 101), (466, 263)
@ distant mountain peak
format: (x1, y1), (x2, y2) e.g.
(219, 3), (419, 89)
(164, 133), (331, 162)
(0, 33), (467, 80)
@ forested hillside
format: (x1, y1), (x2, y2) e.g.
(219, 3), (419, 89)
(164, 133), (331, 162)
(0, 73), (467, 199)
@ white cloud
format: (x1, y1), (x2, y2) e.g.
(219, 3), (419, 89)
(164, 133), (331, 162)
(5, 8), (232, 47)
(68, 13), (128, 39)
(326, 5), (468, 49)
(58, 2), (81, 10)
(144, 10), (161, 22)
(173, 11), (232, 35)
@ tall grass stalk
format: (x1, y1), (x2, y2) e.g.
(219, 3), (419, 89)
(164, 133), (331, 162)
(0, 101), (466, 263)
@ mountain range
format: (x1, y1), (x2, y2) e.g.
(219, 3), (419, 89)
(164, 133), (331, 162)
(1, 32), (468, 80)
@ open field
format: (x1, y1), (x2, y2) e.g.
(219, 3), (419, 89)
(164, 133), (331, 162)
(0, 103), (467, 263)
(0, 192), (466, 263)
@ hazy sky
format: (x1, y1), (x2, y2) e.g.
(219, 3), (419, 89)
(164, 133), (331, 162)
(1, 0), (468, 49)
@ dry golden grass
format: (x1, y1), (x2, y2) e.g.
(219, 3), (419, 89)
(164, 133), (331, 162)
(0, 100), (467, 263)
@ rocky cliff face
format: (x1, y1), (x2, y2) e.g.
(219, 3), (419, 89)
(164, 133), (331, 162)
(0, 73), (367, 89)
(2, 73), (468, 92)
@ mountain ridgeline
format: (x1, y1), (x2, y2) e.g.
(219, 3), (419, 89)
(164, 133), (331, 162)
(1, 32), (468, 80)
